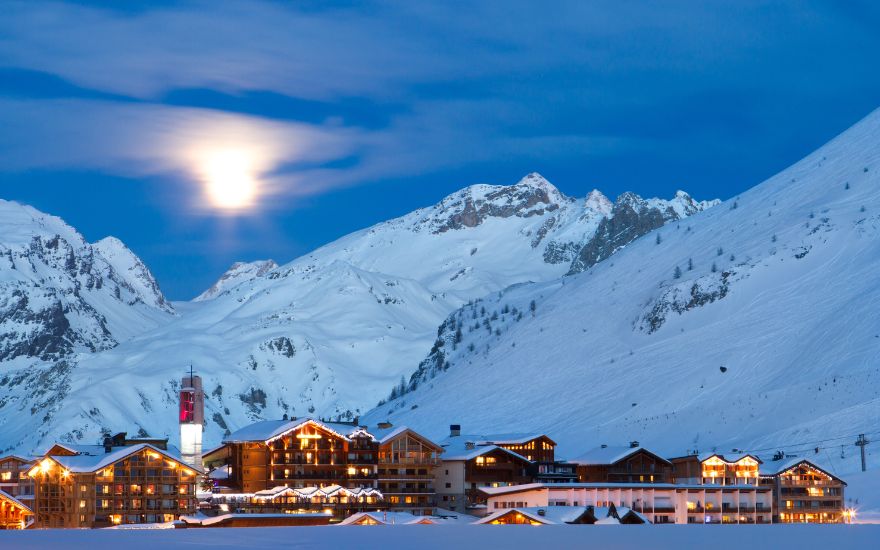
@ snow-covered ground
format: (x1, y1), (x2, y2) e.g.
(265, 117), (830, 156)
(1, 525), (878, 550)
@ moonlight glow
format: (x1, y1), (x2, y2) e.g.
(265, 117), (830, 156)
(200, 149), (259, 211)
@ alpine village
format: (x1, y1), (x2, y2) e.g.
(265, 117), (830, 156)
(0, 373), (855, 530)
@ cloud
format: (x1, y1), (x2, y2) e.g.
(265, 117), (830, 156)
(0, 0), (879, 208)
(0, 98), (364, 211)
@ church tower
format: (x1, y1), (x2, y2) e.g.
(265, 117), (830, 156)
(179, 369), (204, 469)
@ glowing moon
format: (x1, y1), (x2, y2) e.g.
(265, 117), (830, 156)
(200, 149), (258, 211)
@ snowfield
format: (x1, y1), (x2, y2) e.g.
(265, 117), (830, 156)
(1, 525), (878, 550)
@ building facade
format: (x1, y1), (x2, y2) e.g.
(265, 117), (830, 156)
(671, 453), (761, 486)
(374, 424), (443, 515)
(0, 488), (32, 529)
(570, 443), (673, 483)
(481, 482), (774, 524)
(28, 435), (200, 528)
(205, 417), (443, 517)
(0, 455), (35, 507)
(760, 459), (847, 523)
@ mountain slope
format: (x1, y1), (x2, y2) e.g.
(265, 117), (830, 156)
(363, 109), (880, 477)
(0, 176), (712, 454)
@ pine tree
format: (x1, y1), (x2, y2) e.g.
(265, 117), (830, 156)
(673, 266), (682, 279)
(655, 233), (662, 245)
(717, 247), (723, 256)
(711, 262), (717, 273)
(529, 300), (537, 316)
(687, 258), (693, 271)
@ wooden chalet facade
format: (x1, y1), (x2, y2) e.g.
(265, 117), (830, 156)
(570, 443), (673, 483)
(28, 434), (200, 528)
(374, 424), (443, 515)
(211, 418), (380, 495)
(670, 453), (761, 486)
(0, 488), (32, 529)
(204, 418), (442, 517)
(0, 455), (35, 508)
(760, 459), (847, 523)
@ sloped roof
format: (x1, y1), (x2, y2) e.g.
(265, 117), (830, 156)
(440, 441), (532, 462)
(338, 511), (438, 525)
(224, 418), (373, 444)
(440, 433), (552, 447)
(370, 426), (444, 451)
(46, 443), (202, 474)
(477, 506), (593, 525)
(696, 452), (763, 464)
(759, 458), (846, 484)
(568, 445), (671, 466)
(0, 488), (31, 514)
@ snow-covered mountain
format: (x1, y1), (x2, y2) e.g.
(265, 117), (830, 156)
(0, 175), (712, 454)
(194, 260), (278, 302)
(363, 109), (880, 479)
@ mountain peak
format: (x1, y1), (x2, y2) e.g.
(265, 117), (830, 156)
(584, 189), (613, 215)
(194, 259), (278, 301)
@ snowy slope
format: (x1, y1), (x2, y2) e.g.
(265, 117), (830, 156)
(364, 108), (880, 481)
(0, 175), (711, 454)
(194, 260), (278, 302)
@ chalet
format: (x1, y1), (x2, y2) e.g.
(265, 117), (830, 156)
(759, 458), (847, 523)
(435, 440), (532, 513)
(28, 433), (200, 528)
(372, 423), (444, 515)
(569, 442), (673, 483)
(204, 417), (442, 517)
(670, 453), (762, 486)
(0, 455), (35, 508)
(0, 488), (32, 529)
(476, 504), (647, 525)
(213, 417), (379, 494)
(481, 482), (773, 524)
(338, 511), (440, 525)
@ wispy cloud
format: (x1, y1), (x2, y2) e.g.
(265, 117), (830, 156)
(1, 0), (878, 211)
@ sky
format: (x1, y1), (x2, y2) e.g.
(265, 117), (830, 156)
(0, 1), (878, 300)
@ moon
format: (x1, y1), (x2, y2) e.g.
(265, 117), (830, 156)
(201, 149), (259, 211)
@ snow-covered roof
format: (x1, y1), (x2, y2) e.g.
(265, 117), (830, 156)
(567, 445), (671, 466)
(338, 511), (438, 525)
(224, 418), (374, 444)
(441, 433), (551, 447)
(369, 425), (444, 450)
(480, 481), (770, 497)
(0, 488), (32, 514)
(46, 443), (202, 474)
(759, 458), (845, 483)
(251, 485), (383, 501)
(700, 452), (760, 464)
(440, 441), (532, 462)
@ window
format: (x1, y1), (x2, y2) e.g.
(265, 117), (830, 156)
(445, 483), (451, 488)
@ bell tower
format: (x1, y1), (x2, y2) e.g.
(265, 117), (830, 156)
(179, 366), (204, 469)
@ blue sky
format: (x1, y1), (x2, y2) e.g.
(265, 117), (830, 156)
(1, 1), (878, 299)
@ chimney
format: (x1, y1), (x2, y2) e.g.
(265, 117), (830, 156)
(282, 413), (289, 421)
(537, 509), (546, 516)
(465, 441), (475, 450)
(450, 424), (461, 437)
(630, 441), (639, 448)
(378, 421), (393, 429)
(103, 437), (113, 454)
